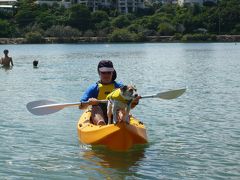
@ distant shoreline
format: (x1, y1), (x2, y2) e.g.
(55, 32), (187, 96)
(0, 35), (240, 44)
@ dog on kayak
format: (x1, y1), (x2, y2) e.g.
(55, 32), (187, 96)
(107, 85), (138, 124)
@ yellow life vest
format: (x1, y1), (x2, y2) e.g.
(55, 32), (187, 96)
(97, 83), (115, 100)
(106, 88), (129, 104)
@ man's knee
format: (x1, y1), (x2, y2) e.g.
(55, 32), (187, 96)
(92, 114), (106, 125)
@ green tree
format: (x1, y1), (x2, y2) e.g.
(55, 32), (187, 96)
(15, 0), (37, 27)
(231, 24), (240, 35)
(200, 7), (218, 33)
(67, 4), (92, 31)
(218, 0), (240, 34)
(174, 7), (195, 33)
(0, 19), (12, 37)
(1, 0), (239, 39)
(112, 15), (131, 28)
(36, 11), (58, 30)
(92, 10), (109, 24)
(146, 13), (172, 31)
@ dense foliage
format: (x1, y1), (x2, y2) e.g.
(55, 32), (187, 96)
(0, 0), (239, 42)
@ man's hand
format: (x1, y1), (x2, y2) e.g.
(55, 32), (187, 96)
(131, 95), (141, 109)
(88, 98), (99, 105)
(79, 98), (99, 110)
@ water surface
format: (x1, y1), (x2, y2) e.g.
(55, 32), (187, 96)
(0, 43), (239, 179)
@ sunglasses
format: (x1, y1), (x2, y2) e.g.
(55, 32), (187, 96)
(100, 71), (112, 75)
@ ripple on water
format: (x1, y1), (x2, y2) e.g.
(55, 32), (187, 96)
(0, 43), (240, 179)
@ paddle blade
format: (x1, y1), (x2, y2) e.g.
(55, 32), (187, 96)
(26, 100), (62, 116)
(157, 88), (186, 100)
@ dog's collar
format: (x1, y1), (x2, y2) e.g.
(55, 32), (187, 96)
(107, 89), (132, 104)
(127, 99), (133, 105)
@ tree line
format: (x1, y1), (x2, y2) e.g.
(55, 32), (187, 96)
(0, 0), (239, 42)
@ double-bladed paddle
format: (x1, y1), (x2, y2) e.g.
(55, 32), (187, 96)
(141, 88), (186, 99)
(26, 88), (186, 116)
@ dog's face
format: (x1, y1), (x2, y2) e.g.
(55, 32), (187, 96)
(120, 85), (138, 100)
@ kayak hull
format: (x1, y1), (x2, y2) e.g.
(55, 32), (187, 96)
(77, 110), (148, 151)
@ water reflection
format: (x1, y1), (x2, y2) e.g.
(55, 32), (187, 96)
(82, 145), (147, 170)
(0, 66), (13, 71)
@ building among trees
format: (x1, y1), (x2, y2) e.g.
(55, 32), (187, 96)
(35, 0), (145, 13)
(0, 0), (218, 13)
(35, 0), (72, 8)
(0, 0), (17, 12)
(153, 0), (217, 6)
(177, 0), (217, 6)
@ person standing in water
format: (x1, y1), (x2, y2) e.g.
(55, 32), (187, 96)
(0, 49), (14, 67)
(33, 60), (38, 68)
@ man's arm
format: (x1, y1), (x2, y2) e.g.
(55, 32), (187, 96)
(79, 101), (90, 110)
(10, 58), (13, 66)
(131, 96), (141, 109)
(79, 84), (98, 109)
(79, 98), (100, 110)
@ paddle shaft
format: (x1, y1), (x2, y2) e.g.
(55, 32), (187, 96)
(141, 95), (156, 99)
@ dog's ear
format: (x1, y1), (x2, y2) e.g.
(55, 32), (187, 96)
(133, 85), (137, 91)
(121, 85), (128, 92)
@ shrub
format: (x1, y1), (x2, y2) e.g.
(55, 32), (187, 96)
(83, 30), (95, 37)
(45, 25), (81, 37)
(157, 22), (175, 36)
(25, 31), (43, 43)
(127, 24), (144, 34)
(95, 21), (111, 30)
(108, 29), (140, 42)
(173, 33), (183, 40)
(24, 23), (44, 35)
(97, 28), (110, 37)
(181, 34), (216, 42)
(142, 29), (157, 36)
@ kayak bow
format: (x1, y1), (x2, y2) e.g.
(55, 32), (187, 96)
(77, 110), (148, 151)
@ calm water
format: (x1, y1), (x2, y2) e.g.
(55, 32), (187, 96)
(0, 43), (239, 179)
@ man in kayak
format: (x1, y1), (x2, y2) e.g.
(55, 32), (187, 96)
(79, 60), (140, 125)
(0, 49), (14, 67)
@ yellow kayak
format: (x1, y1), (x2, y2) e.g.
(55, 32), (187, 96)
(77, 110), (148, 151)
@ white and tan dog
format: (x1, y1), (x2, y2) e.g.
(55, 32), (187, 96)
(107, 85), (138, 124)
